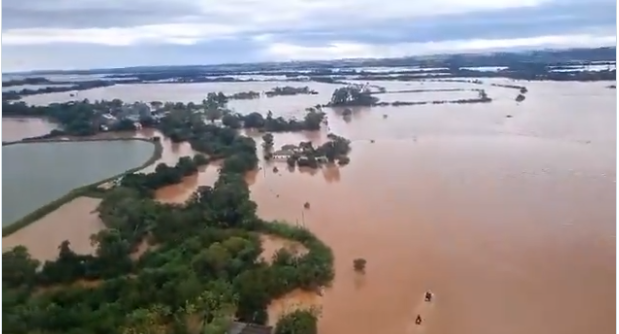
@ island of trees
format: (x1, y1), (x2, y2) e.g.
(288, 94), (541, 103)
(327, 85), (379, 107)
(228, 91), (261, 100)
(283, 134), (352, 168)
(325, 85), (493, 107)
(3, 81), (115, 102)
(1, 90), (327, 139)
(4, 110), (332, 334)
(265, 86), (318, 97)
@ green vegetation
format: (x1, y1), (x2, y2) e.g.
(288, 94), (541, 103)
(3, 122), (334, 334)
(159, 98), (326, 137)
(239, 109), (325, 132)
(265, 86), (318, 97)
(353, 258), (367, 272)
(325, 86), (494, 108)
(262, 133), (275, 160)
(119, 156), (209, 197)
(2, 81), (114, 101)
(2, 138), (162, 236)
(285, 134), (352, 169)
(274, 309), (319, 334)
(4, 100), (103, 137)
(228, 91), (261, 100)
(328, 85), (379, 107)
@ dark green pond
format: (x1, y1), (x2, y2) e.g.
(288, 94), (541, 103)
(3, 140), (155, 225)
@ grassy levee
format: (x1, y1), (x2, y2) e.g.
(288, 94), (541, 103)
(2, 137), (160, 146)
(2, 138), (163, 237)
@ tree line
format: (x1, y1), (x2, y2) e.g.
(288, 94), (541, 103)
(3, 81), (115, 101)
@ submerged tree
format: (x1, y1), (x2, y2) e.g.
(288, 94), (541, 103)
(329, 86), (378, 106)
(353, 258), (367, 272)
(275, 309), (319, 334)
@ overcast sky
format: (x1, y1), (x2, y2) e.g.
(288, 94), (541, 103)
(2, 0), (617, 71)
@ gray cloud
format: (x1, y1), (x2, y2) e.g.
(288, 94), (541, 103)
(2, 0), (615, 71)
(2, 0), (201, 29)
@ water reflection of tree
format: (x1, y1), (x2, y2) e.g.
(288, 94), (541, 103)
(298, 166), (319, 176)
(321, 165), (341, 183)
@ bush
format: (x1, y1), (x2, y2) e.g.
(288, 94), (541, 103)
(275, 309), (319, 334)
(353, 258), (367, 272)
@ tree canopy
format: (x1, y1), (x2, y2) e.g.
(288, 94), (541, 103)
(329, 86), (379, 107)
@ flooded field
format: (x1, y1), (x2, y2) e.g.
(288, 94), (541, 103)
(5, 79), (616, 334)
(3, 139), (155, 225)
(2, 117), (57, 141)
(2, 197), (104, 262)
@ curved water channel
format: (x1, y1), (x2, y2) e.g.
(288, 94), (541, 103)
(4, 79), (615, 334)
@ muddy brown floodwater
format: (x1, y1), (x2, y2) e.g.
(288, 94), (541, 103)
(2, 197), (104, 262)
(6, 80), (615, 334)
(2, 117), (57, 141)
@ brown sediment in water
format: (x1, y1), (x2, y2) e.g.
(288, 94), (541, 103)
(130, 237), (161, 261)
(259, 234), (309, 264)
(155, 161), (224, 203)
(142, 81), (615, 334)
(259, 234), (317, 325)
(7, 80), (615, 334)
(251, 137), (615, 334)
(2, 117), (57, 142)
(2, 197), (104, 262)
(267, 289), (323, 327)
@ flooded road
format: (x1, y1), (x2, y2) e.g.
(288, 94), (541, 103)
(7, 79), (616, 334)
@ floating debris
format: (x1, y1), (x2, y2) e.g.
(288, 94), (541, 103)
(273, 166), (279, 173)
(506, 115), (513, 118)
(303, 202), (311, 209)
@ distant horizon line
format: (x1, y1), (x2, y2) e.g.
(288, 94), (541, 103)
(3, 45), (616, 76)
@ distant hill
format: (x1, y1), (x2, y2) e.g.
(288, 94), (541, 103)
(5, 47), (616, 76)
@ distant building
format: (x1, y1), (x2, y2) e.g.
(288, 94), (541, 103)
(99, 113), (118, 127)
(272, 150), (293, 160)
(281, 144), (300, 152)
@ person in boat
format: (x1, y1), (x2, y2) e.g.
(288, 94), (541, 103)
(415, 315), (423, 325)
(424, 291), (433, 302)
